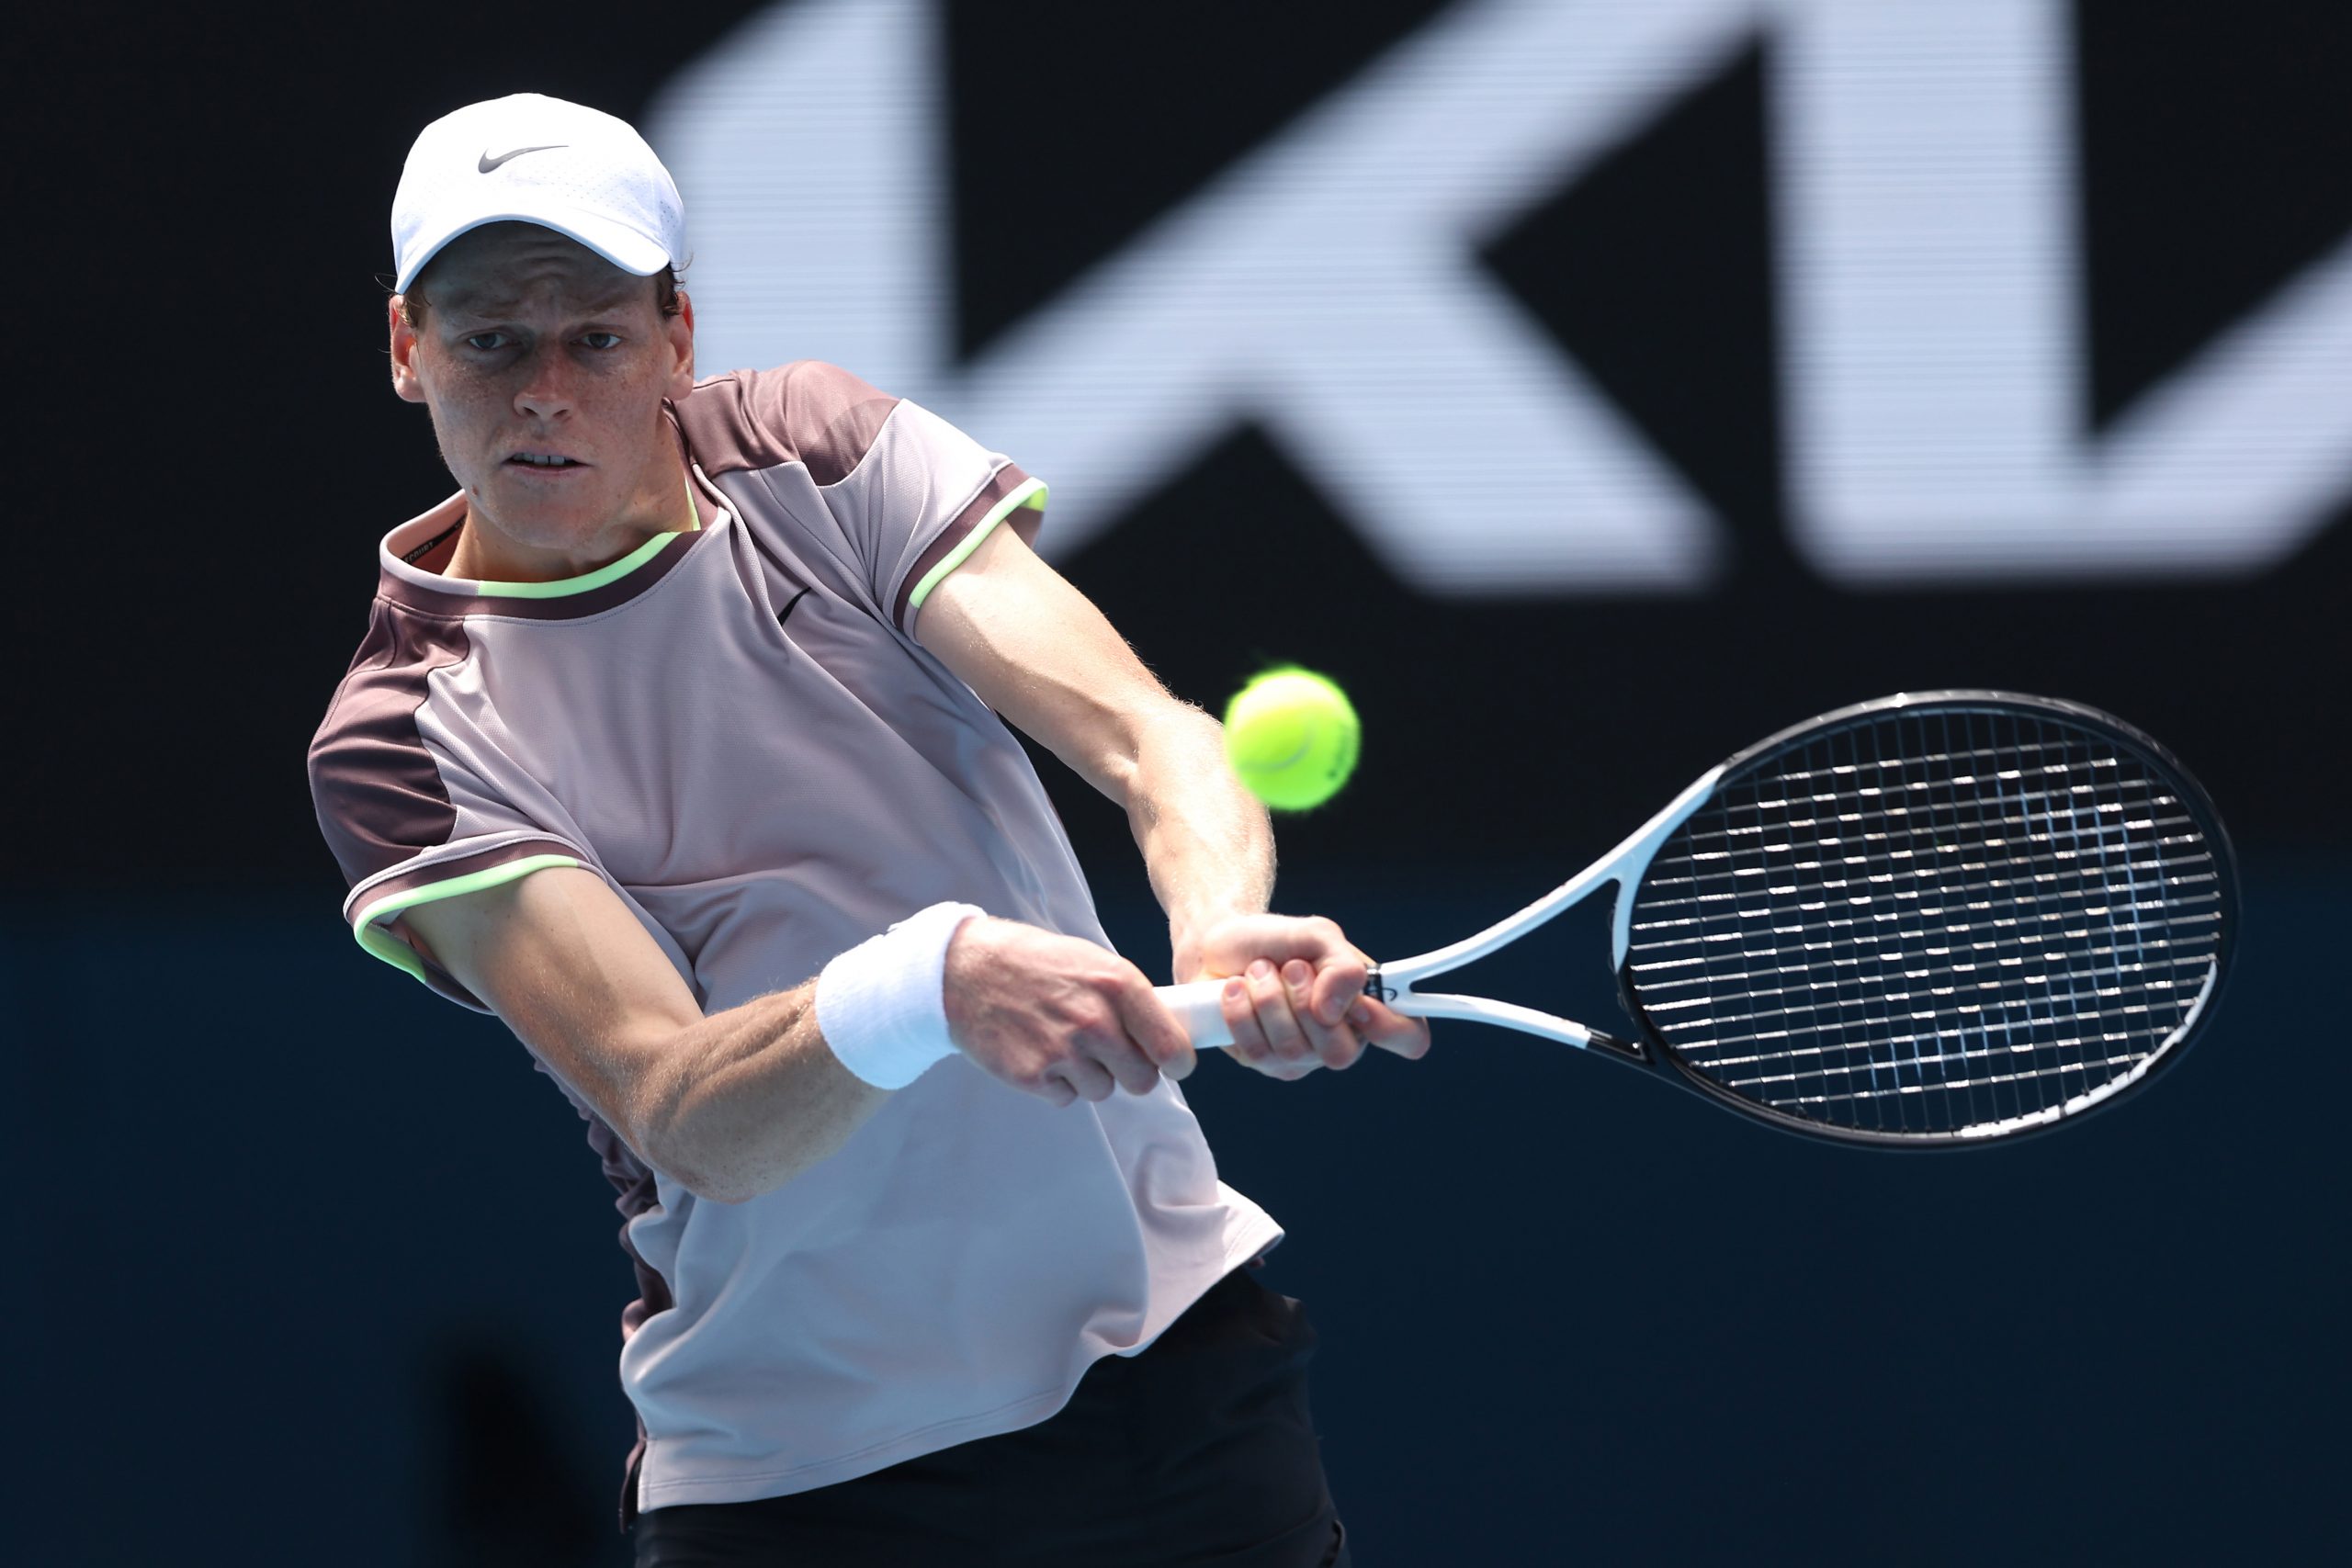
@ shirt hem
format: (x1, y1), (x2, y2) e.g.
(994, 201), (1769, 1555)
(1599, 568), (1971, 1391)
(635, 1212), (1289, 1511)
(636, 1384), (1075, 1507)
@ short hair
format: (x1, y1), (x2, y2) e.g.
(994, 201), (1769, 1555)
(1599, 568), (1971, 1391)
(395, 261), (686, 328)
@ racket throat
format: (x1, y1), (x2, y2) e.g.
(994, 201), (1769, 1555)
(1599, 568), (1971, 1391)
(1368, 966), (1647, 1063)
(1577, 1027), (1645, 1066)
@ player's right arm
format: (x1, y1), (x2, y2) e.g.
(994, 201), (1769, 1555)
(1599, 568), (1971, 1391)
(401, 868), (1186, 1202)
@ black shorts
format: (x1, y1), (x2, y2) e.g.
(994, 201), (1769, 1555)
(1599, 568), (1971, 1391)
(632, 1263), (1349, 1568)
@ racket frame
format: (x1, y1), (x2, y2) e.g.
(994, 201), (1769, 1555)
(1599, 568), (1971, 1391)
(1601, 691), (2238, 1145)
(1387, 692), (2238, 1145)
(1158, 691), (2236, 1146)
(1222, 691), (2238, 1147)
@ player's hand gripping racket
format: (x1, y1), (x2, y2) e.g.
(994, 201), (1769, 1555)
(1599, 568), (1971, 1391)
(1157, 693), (2235, 1146)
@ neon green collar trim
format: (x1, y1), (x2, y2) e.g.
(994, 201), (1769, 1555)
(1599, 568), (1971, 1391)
(471, 473), (705, 600)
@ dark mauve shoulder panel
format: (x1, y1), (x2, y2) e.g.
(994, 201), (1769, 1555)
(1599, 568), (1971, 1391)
(673, 362), (899, 484)
(308, 601), (472, 887)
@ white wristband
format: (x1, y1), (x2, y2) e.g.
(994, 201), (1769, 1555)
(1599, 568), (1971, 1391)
(814, 902), (984, 1089)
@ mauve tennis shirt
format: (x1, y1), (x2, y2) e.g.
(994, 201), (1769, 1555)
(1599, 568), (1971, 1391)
(308, 361), (1281, 1514)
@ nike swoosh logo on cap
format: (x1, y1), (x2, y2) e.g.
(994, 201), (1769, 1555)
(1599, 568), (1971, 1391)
(479, 144), (566, 173)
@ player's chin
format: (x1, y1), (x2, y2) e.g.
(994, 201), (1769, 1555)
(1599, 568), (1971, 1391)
(479, 472), (612, 533)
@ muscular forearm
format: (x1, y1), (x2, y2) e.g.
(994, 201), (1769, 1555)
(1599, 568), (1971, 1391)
(629, 981), (890, 1203)
(1122, 704), (1277, 977)
(641, 917), (1193, 1193)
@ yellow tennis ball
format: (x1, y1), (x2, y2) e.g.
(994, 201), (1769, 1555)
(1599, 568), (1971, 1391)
(1223, 668), (1361, 811)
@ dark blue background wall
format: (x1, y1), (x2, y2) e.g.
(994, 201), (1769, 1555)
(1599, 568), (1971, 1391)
(8, 1), (2351, 1562)
(9, 859), (2344, 1563)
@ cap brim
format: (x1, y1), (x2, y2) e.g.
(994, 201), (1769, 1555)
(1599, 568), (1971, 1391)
(395, 204), (673, 294)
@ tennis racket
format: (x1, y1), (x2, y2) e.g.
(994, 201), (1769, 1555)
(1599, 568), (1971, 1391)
(1156, 692), (2236, 1146)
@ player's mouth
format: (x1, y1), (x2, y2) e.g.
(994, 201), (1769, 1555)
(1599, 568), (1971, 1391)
(505, 450), (588, 473)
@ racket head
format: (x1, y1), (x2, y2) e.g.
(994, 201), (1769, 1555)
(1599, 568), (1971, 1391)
(1614, 692), (2238, 1147)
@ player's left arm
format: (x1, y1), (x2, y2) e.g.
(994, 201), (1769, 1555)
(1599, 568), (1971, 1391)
(919, 525), (1429, 1077)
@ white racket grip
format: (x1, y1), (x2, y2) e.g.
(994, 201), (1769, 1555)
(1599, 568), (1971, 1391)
(1155, 979), (1237, 1049)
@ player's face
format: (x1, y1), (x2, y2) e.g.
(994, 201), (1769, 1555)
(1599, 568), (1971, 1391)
(390, 223), (695, 572)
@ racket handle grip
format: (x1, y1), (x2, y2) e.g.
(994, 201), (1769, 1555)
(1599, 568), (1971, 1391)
(1154, 979), (1236, 1050)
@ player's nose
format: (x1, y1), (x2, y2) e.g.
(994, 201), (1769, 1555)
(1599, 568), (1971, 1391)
(512, 347), (579, 420)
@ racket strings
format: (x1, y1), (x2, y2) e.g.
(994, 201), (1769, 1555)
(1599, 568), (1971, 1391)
(1653, 807), (2206, 880)
(1639, 940), (2218, 1034)
(1624, 709), (2224, 1137)
(1630, 892), (2225, 1010)
(1635, 852), (2220, 934)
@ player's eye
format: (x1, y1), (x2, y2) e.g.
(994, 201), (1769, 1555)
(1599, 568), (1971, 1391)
(580, 332), (623, 351)
(462, 332), (510, 353)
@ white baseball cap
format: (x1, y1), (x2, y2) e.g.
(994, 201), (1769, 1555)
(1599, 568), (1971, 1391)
(390, 93), (686, 294)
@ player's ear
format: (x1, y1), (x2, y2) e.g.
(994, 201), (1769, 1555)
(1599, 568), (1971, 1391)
(664, 290), (695, 400)
(388, 296), (428, 404)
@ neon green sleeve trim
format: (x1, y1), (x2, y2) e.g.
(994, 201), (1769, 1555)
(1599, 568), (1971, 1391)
(474, 530), (681, 600)
(905, 478), (1049, 615)
(349, 852), (584, 985)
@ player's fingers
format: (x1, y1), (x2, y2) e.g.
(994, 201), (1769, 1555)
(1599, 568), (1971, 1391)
(1305, 944), (1370, 1029)
(1110, 975), (1196, 1084)
(1216, 977), (1277, 1068)
(1197, 914), (1358, 987)
(1087, 1021), (1170, 1096)
(1348, 996), (1432, 1060)
(1230, 1045), (1320, 1082)
(1054, 1055), (1119, 1103)
(1216, 980), (1327, 1081)
(1283, 959), (1365, 1069)
(1092, 1036), (1165, 1097)
(1247, 959), (1315, 1062)
(1246, 1058), (1314, 1083)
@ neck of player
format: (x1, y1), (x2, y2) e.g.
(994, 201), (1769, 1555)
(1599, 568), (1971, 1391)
(447, 446), (700, 584)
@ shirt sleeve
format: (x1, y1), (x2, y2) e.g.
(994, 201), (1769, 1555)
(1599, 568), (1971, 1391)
(832, 394), (1048, 637)
(308, 612), (594, 1011)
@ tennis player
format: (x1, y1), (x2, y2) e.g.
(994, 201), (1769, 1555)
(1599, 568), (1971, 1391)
(308, 94), (1427, 1566)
